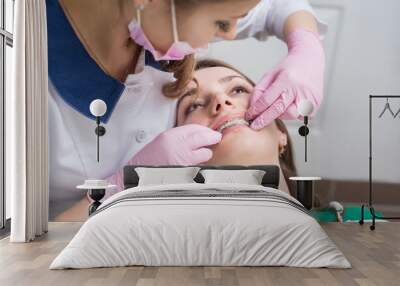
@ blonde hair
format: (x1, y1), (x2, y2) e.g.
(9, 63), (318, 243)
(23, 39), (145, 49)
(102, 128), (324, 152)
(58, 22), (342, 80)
(161, 55), (196, 98)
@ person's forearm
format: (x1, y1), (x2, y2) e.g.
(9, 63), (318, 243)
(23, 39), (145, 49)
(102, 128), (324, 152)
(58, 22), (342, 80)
(246, 8), (325, 129)
(283, 11), (318, 41)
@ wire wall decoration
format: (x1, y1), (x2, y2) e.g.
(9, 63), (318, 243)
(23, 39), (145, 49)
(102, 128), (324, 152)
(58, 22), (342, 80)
(359, 95), (400, 230)
(378, 97), (400, 118)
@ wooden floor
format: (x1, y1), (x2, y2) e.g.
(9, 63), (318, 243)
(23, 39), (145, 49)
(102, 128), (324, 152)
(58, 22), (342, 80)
(0, 222), (399, 286)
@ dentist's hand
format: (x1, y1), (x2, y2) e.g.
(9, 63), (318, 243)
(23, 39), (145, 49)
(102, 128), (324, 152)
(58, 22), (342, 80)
(245, 28), (325, 129)
(131, 124), (222, 165)
(105, 124), (222, 193)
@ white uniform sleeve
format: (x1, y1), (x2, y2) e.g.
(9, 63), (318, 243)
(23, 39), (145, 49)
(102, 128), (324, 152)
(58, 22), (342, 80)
(235, 0), (328, 41)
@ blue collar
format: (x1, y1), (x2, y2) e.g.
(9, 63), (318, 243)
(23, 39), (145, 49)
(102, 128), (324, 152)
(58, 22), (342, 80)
(46, 0), (164, 123)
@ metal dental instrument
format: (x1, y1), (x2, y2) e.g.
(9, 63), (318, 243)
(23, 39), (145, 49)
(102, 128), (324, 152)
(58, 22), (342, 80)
(378, 97), (395, 118)
(89, 99), (107, 162)
(297, 100), (314, 162)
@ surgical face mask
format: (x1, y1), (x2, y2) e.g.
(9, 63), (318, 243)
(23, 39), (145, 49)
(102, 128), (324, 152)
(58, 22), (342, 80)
(128, 0), (208, 61)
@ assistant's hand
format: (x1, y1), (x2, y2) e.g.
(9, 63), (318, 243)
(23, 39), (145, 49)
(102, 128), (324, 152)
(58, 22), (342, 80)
(132, 124), (222, 165)
(106, 125), (222, 192)
(245, 28), (325, 129)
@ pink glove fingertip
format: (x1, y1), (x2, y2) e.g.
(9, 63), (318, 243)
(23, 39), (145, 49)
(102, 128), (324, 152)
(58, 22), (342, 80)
(245, 97), (266, 121)
(189, 130), (222, 150)
(211, 130), (223, 143)
(191, 148), (213, 165)
(250, 115), (269, 130)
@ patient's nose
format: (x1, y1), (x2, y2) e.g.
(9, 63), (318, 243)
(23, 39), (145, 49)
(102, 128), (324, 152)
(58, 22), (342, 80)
(212, 94), (233, 114)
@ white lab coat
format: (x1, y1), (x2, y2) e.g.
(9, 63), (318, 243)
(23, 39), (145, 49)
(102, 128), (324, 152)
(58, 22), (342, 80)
(49, 0), (326, 201)
(49, 52), (177, 201)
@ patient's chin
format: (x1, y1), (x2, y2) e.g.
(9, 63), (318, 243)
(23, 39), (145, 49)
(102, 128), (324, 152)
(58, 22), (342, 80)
(206, 127), (279, 165)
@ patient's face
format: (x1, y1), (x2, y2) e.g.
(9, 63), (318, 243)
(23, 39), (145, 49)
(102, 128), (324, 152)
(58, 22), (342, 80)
(176, 66), (287, 165)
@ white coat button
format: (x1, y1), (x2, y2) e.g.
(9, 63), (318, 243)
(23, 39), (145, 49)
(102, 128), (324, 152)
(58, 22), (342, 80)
(135, 130), (147, 143)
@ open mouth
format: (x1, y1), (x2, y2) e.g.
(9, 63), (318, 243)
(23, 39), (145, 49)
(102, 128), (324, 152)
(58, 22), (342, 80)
(217, 118), (249, 133)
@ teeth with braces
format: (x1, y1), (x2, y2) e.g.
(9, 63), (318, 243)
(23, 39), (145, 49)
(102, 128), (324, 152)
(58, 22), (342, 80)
(217, 118), (249, 133)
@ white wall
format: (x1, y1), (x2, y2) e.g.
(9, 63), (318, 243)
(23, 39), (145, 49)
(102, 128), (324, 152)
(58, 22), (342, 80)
(205, 0), (400, 183)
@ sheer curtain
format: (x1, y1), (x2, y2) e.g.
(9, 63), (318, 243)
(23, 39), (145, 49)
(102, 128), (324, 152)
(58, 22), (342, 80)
(7, 0), (49, 242)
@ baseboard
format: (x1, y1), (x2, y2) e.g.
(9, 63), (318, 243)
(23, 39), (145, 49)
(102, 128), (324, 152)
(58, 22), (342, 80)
(315, 180), (400, 206)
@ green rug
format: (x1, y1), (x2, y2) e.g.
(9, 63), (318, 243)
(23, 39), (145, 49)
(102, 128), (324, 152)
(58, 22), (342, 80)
(311, 204), (383, 222)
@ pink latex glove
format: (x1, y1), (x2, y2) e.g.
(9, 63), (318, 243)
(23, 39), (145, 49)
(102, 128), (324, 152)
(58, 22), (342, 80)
(245, 28), (325, 129)
(105, 124), (222, 192)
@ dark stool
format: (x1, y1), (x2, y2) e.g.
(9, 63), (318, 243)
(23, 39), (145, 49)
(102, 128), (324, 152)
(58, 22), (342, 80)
(77, 179), (116, 215)
(87, 188), (106, 215)
(289, 177), (321, 210)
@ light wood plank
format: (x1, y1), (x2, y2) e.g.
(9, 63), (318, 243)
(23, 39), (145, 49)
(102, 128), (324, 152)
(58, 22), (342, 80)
(0, 222), (400, 286)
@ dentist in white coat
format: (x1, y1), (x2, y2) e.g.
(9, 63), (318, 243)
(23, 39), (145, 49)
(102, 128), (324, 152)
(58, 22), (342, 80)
(47, 0), (326, 201)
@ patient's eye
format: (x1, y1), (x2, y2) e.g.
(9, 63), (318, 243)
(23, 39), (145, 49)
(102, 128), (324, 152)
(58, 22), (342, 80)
(186, 101), (204, 115)
(215, 20), (232, 33)
(230, 85), (250, 95)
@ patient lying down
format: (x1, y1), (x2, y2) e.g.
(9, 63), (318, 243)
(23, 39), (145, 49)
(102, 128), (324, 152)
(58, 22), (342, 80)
(55, 59), (297, 221)
(175, 59), (297, 195)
